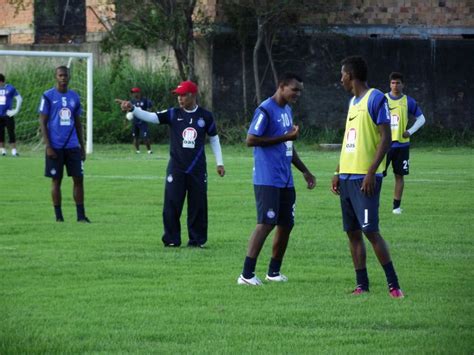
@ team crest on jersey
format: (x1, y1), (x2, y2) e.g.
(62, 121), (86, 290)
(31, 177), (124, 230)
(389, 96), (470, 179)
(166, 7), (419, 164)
(69, 99), (76, 108)
(345, 128), (356, 152)
(182, 127), (198, 148)
(59, 108), (72, 126)
(266, 209), (276, 219)
(167, 174), (173, 183)
(197, 118), (205, 128)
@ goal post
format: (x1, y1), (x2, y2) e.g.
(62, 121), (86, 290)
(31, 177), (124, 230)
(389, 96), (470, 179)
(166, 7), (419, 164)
(0, 50), (94, 153)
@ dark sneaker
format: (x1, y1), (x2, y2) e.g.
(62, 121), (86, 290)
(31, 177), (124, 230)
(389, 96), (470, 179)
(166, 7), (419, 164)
(56, 217), (64, 222)
(78, 217), (91, 223)
(164, 243), (179, 248)
(187, 243), (205, 249)
(389, 287), (404, 298)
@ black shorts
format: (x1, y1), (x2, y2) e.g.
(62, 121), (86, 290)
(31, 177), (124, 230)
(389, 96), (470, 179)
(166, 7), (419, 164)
(132, 123), (149, 139)
(339, 177), (382, 233)
(45, 148), (83, 179)
(0, 115), (16, 143)
(385, 146), (410, 176)
(254, 185), (296, 227)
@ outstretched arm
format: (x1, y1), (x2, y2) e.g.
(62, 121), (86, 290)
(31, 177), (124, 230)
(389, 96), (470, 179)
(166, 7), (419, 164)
(115, 98), (159, 124)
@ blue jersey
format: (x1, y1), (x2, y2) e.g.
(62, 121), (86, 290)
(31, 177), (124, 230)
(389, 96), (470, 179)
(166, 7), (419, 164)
(38, 88), (82, 149)
(157, 106), (217, 174)
(131, 98), (152, 126)
(0, 84), (19, 116)
(248, 97), (294, 188)
(340, 89), (390, 180)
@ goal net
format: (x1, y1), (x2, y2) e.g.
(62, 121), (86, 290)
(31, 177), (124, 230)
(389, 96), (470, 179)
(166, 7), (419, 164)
(0, 50), (93, 153)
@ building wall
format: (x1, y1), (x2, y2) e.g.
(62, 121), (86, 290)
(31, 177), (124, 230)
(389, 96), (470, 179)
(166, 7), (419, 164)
(212, 32), (473, 131)
(0, 0), (34, 44)
(0, 0), (114, 44)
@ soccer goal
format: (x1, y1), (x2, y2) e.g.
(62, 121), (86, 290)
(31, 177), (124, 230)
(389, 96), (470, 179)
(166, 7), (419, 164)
(0, 50), (93, 153)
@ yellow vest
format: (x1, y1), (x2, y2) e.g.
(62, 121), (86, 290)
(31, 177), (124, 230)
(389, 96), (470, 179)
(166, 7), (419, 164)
(385, 94), (409, 143)
(339, 89), (386, 174)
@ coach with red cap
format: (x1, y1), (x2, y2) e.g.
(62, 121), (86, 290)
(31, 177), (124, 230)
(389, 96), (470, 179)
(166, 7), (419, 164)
(116, 80), (225, 248)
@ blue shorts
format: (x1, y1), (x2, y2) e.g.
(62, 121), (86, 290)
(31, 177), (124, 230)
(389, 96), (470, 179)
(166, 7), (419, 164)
(45, 148), (83, 179)
(385, 146), (410, 176)
(254, 185), (296, 227)
(132, 123), (149, 138)
(339, 177), (382, 233)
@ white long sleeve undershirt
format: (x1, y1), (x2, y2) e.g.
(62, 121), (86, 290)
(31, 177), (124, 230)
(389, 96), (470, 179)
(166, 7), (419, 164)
(407, 114), (426, 136)
(209, 135), (224, 166)
(131, 107), (159, 124)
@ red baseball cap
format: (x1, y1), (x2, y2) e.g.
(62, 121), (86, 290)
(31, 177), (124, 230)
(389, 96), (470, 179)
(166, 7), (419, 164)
(130, 87), (141, 93)
(172, 81), (198, 95)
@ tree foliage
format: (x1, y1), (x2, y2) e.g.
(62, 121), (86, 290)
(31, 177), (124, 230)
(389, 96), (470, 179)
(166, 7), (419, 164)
(101, 0), (198, 81)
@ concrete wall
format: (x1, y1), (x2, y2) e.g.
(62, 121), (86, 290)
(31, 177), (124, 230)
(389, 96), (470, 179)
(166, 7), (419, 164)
(211, 32), (473, 131)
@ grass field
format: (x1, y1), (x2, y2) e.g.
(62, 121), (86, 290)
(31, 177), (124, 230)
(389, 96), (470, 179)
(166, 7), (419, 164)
(1, 144), (473, 353)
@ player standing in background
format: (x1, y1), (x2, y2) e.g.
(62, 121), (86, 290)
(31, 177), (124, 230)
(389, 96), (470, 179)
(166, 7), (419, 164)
(385, 72), (426, 214)
(39, 66), (90, 223)
(237, 72), (316, 286)
(0, 73), (23, 156)
(331, 56), (403, 298)
(116, 80), (225, 248)
(128, 87), (153, 154)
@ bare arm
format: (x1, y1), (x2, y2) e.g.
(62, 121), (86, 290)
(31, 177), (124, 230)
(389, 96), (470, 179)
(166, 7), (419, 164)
(246, 125), (299, 147)
(361, 123), (391, 195)
(39, 113), (56, 159)
(292, 147), (316, 189)
(74, 115), (86, 161)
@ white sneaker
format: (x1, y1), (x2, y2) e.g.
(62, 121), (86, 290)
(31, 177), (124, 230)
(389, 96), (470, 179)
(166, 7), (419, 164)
(392, 207), (403, 214)
(237, 274), (263, 286)
(136, 150), (141, 154)
(147, 150), (153, 154)
(265, 273), (288, 282)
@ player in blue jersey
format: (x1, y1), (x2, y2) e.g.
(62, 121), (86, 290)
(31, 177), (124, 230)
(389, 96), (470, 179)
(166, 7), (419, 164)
(116, 80), (225, 247)
(331, 56), (403, 298)
(39, 66), (90, 223)
(128, 87), (153, 154)
(384, 72), (426, 214)
(237, 72), (316, 286)
(0, 73), (23, 156)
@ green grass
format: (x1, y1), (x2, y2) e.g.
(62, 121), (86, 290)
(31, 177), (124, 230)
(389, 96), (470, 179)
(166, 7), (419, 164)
(1, 145), (473, 353)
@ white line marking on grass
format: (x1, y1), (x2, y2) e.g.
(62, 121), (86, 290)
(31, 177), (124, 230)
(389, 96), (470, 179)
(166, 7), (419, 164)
(86, 175), (162, 180)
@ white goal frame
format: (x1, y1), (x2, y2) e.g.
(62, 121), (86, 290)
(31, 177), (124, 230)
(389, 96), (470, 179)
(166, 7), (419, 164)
(0, 50), (94, 153)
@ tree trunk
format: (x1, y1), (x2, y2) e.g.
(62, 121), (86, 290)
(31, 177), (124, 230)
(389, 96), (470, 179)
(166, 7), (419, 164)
(264, 29), (278, 89)
(253, 17), (264, 104)
(241, 44), (248, 115)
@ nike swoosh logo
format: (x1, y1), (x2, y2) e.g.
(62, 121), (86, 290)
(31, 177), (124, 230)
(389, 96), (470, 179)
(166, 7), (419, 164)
(388, 106), (396, 111)
(362, 223), (370, 228)
(177, 118), (183, 121)
(53, 100), (59, 104)
(348, 116), (357, 121)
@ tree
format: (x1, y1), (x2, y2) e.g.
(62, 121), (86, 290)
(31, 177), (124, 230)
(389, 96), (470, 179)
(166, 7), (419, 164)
(223, 0), (310, 104)
(101, 0), (199, 81)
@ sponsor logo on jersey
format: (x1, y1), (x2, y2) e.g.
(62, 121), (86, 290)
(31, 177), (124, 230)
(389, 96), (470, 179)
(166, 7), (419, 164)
(182, 127), (198, 148)
(345, 128), (356, 152)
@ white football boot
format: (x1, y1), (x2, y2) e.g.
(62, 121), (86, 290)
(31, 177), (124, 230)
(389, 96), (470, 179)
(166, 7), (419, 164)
(392, 207), (403, 214)
(265, 273), (288, 282)
(237, 274), (263, 286)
